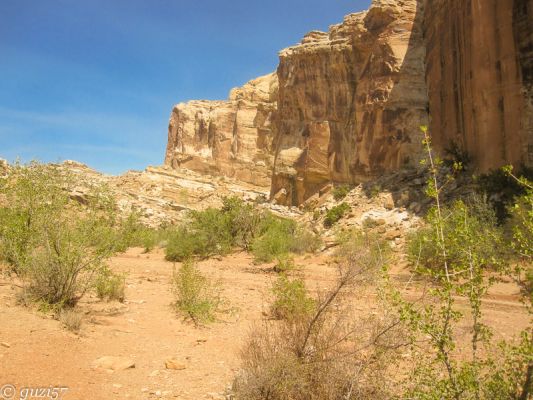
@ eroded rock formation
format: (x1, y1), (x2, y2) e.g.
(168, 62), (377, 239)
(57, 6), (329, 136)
(271, 0), (428, 205)
(165, 73), (278, 187)
(165, 0), (533, 206)
(424, 0), (533, 171)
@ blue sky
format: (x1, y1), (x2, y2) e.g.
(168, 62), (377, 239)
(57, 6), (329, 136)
(0, 0), (370, 174)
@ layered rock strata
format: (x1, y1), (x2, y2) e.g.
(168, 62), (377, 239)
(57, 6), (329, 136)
(165, 0), (533, 206)
(271, 0), (428, 205)
(165, 73), (278, 187)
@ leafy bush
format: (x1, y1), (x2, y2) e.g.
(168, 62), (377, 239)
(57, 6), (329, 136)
(0, 161), (121, 309)
(332, 184), (352, 201)
(172, 260), (221, 325)
(323, 203), (350, 228)
(165, 208), (232, 261)
(250, 217), (296, 263)
(113, 212), (166, 253)
(221, 196), (262, 249)
(476, 166), (533, 222)
(387, 127), (533, 400)
(273, 254), (296, 274)
(95, 267), (126, 302)
(407, 197), (506, 274)
(271, 274), (314, 320)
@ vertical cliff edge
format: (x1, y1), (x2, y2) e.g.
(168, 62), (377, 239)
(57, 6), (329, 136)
(165, 0), (533, 206)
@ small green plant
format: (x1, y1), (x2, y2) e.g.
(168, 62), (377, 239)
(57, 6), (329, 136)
(271, 274), (315, 320)
(323, 203), (350, 228)
(95, 267), (126, 302)
(332, 184), (352, 201)
(172, 260), (221, 325)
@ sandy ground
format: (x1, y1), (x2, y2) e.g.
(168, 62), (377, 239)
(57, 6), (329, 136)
(0, 248), (530, 400)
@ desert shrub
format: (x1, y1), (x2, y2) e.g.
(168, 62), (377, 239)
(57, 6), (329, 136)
(0, 161), (121, 309)
(406, 196), (506, 274)
(323, 203), (350, 228)
(233, 246), (399, 400)
(250, 217), (296, 263)
(59, 308), (83, 332)
(172, 260), (220, 325)
(95, 267), (126, 302)
(335, 229), (389, 281)
(273, 254), (296, 274)
(113, 212), (166, 253)
(165, 226), (203, 261)
(166, 196), (266, 261)
(289, 225), (322, 254)
(271, 274), (314, 320)
(332, 184), (352, 201)
(221, 196), (263, 249)
(476, 166), (533, 222)
(165, 208), (232, 261)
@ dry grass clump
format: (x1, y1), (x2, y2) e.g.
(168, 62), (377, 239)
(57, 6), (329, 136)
(59, 308), (83, 332)
(232, 234), (404, 400)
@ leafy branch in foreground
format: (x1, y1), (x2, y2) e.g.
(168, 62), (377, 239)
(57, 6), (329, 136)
(387, 127), (532, 400)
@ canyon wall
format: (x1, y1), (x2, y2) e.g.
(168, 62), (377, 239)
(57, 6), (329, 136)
(424, 0), (533, 171)
(165, 0), (533, 206)
(165, 73), (278, 187)
(271, 0), (428, 205)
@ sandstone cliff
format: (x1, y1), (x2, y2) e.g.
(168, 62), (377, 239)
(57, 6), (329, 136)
(165, 73), (278, 187)
(165, 0), (533, 206)
(271, 0), (428, 205)
(424, 0), (533, 171)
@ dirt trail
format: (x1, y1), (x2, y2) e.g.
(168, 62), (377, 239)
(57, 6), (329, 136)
(0, 249), (529, 399)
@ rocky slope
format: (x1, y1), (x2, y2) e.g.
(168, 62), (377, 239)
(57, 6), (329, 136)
(424, 0), (533, 171)
(165, 0), (533, 206)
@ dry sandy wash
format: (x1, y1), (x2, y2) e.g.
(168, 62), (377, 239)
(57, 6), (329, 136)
(0, 248), (529, 400)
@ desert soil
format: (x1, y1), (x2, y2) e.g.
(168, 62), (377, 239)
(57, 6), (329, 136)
(0, 248), (529, 400)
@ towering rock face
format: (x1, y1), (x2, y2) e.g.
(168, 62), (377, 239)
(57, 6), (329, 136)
(271, 0), (429, 205)
(424, 0), (533, 171)
(165, 0), (533, 206)
(165, 73), (278, 187)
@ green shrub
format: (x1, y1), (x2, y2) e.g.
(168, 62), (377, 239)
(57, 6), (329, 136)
(172, 260), (220, 324)
(476, 166), (533, 222)
(407, 197), (506, 274)
(271, 274), (314, 320)
(0, 161), (120, 309)
(251, 217), (296, 263)
(323, 203), (350, 228)
(165, 226), (202, 262)
(273, 254), (296, 274)
(335, 229), (389, 279)
(221, 196), (262, 249)
(95, 267), (126, 302)
(332, 184), (352, 201)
